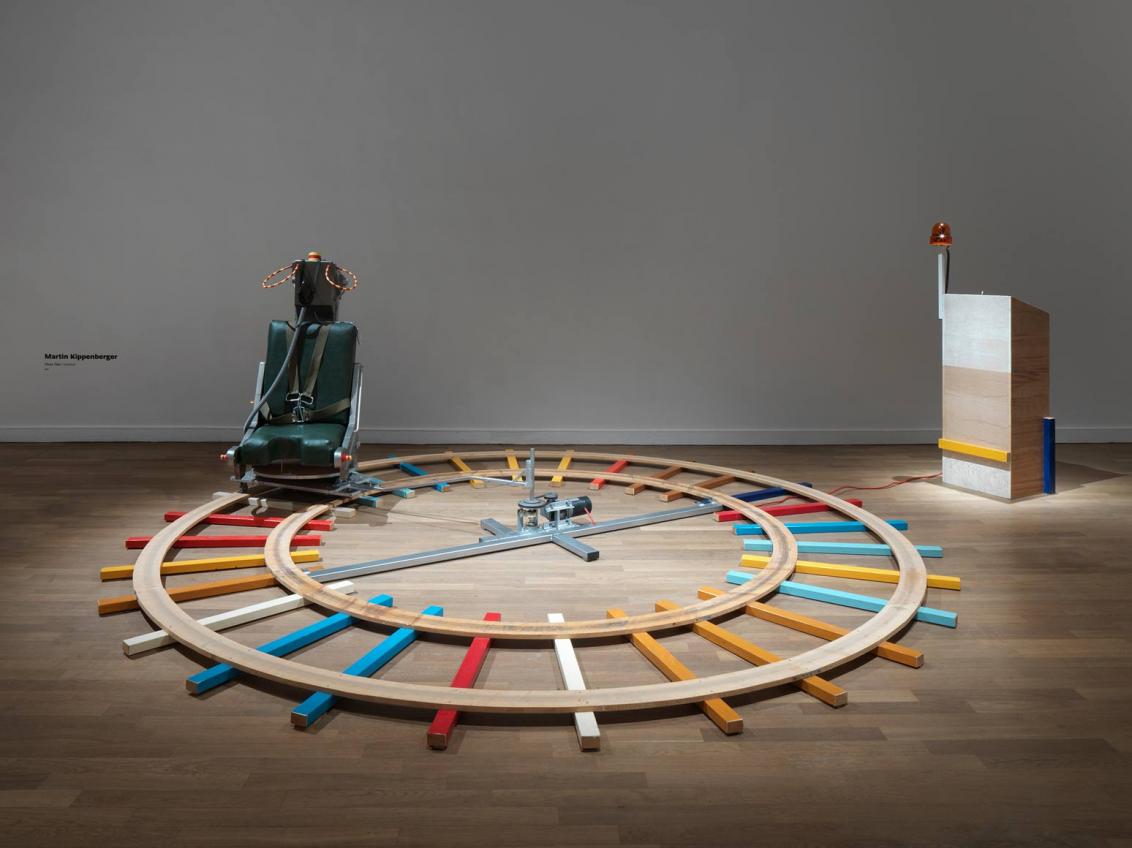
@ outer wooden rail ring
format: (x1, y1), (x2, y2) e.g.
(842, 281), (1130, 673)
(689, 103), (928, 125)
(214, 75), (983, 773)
(129, 452), (929, 714)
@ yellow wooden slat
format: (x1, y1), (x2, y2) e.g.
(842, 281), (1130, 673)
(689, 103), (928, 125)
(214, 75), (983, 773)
(100, 549), (321, 581)
(697, 586), (923, 668)
(550, 451), (574, 487)
(740, 554), (961, 591)
(606, 608), (742, 734)
(938, 438), (1009, 463)
(448, 454), (484, 488)
(98, 566), (323, 615)
(654, 600), (846, 707)
(505, 450), (521, 482)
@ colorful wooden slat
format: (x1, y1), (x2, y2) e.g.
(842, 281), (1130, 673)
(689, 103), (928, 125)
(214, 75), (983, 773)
(624, 465), (682, 496)
(714, 498), (863, 523)
(733, 519), (908, 536)
(163, 511), (334, 531)
(589, 459), (627, 491)
(245, 496), (355, 517)
(293, 603), (444, 728)
(938, 437), (1010, 463)
(606, 608), (742, 735)
(186, 594), (393, 694)
(731, 483), (813, 503)
(506, 450), (522, 482)
(550, 452), (574, 487)
(697, 586), (923, 668)
(741, 539), (943, 558)
(653, 599), (846, 707)
(547, 613), (600, 751)
(122, 580), (357, 656)
(100, 549), (321, 581)
(98, 566), (323, 615)
(725, 571), (958, 628)
(125, 533), (322, 550)
(447, 454), (484, 488)
(427, 612), (501, 749)
(740, 553), (961, 590)
(396, 458), (449, 491)
(659, 474), (735, 503)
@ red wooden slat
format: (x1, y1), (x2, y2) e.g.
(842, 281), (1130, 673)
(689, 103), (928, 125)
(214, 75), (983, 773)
(125, 534), (322, 550)
(163, 511), (333, 532)
(713, 498), (863, 523)
(427, 612), (501, 750)
(589, 459), (628, 491)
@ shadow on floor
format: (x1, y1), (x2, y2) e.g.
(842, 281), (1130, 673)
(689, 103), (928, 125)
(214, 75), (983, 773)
(1050, 461), (1125, 493)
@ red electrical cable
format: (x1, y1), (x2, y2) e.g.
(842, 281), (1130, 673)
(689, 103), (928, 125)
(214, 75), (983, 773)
(751, 472), (942, 508)
(825, 472), (942, 495)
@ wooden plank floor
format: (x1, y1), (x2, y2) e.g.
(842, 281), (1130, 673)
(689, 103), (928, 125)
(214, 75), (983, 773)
(1, 442), (1130, 847)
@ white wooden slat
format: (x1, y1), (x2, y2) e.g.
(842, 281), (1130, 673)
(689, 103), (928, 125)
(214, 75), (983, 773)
(122, 580), (357, 656)
(547, 612), (601, 751)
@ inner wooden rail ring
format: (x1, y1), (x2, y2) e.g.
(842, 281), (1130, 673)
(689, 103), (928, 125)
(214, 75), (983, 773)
(262, 466), (797, 640)
(131, 451), (928, 714)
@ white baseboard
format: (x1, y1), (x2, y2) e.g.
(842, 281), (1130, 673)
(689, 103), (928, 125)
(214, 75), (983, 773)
(1, 424), (1129, 444)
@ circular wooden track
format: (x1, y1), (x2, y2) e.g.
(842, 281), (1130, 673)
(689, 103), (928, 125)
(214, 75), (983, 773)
(131, 451), (928, 714)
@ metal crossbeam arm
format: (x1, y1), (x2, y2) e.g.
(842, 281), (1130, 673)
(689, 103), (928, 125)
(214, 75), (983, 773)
(312, 500), (721, 583)
(551, 534), (600, 562)
(478, 518), (513, 538)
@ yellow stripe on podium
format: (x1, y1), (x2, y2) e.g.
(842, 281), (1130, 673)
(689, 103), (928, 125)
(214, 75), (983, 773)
(938, 438), (1009, 463)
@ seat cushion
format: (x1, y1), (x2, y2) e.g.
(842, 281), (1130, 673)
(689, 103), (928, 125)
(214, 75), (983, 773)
(237, 423), (346, 468)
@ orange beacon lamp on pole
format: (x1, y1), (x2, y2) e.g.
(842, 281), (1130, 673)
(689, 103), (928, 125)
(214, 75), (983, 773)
(930, 221), (952, 319)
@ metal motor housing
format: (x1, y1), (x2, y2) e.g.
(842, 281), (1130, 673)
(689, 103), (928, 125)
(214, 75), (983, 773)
(541, 495), (592, 523)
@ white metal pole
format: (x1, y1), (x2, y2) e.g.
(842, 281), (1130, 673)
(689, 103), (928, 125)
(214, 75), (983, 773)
(937, 250), (946, 320)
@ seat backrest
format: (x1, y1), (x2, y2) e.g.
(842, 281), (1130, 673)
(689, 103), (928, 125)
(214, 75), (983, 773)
(260, 320), (358, 426)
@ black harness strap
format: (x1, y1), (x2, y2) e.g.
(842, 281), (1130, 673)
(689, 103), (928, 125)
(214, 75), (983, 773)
(265, 323), (349, 425)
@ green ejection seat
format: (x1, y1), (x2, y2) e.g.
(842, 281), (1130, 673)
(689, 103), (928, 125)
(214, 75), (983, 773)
(232, 320), (360, 477)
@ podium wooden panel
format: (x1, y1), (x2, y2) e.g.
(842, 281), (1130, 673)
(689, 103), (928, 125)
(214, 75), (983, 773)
(940, 294), (1049, 500)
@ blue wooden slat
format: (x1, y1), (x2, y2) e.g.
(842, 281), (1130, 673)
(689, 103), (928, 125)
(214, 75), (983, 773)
(395, 456), (449, 492)
(186, 594), (394, 694)
(725, 570), (957, 628)
(742, 539), (943, 558)
(292, 603), (444, 727)
(731, 482), (813, 503)
(733, 519), (908, 536)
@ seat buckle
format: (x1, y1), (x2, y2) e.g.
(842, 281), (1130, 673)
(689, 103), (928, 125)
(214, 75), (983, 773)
(286, 392), (315, 423)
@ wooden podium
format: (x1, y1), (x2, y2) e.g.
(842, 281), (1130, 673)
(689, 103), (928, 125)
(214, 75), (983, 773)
(939, 293), (1050, 500)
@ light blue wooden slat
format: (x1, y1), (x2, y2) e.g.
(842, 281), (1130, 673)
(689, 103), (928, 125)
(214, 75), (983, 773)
(725, 570), (957, 628)
(395, 457), (449, 492)
(741, 539), (942, 558)
(292, 603), (444, 727)
(186, 594), (394, 694)
(733, 519), (908, 536)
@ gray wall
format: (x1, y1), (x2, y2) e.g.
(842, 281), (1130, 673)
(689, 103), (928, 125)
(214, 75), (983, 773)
(3, 0), (1129, 444)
